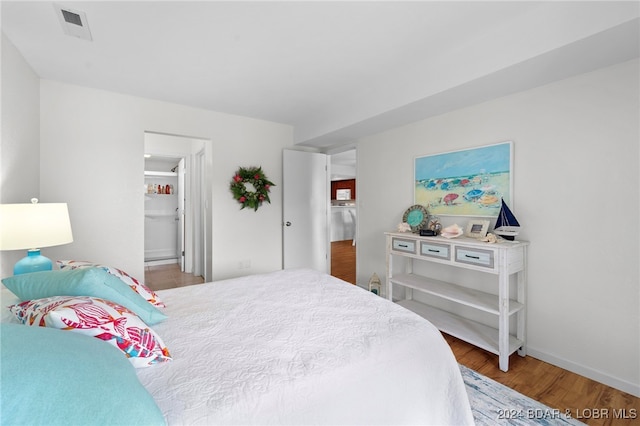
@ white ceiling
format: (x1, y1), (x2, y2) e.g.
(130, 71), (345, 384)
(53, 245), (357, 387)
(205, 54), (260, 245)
(2, 1), (638, 149)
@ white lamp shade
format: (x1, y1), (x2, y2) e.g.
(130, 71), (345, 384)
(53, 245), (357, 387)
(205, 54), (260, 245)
(0, 202), (73, 250)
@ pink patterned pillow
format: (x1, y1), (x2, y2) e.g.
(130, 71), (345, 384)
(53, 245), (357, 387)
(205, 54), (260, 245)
(56, 260), (165, 308)
(9, 296), (172, 368)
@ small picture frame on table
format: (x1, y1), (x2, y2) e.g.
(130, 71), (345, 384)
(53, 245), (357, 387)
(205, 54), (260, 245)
(465, 220), (490, 238)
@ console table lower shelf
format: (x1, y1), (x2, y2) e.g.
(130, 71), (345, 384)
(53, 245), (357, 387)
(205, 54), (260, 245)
(396, 299), (524, 359)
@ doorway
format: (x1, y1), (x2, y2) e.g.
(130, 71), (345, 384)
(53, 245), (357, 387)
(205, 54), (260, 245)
(281, 148), (357, 284)
(144, 132), (211, 282)
(144, 155), (184, 267)
(329, 149), (357, 284)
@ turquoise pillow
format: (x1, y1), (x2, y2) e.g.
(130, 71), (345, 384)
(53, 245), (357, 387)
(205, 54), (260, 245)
(1, 268), (166, 325)
(0, 323), (166, 426)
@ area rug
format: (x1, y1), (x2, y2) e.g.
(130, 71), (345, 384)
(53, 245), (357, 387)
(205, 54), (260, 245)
(460, 365), (585, 425)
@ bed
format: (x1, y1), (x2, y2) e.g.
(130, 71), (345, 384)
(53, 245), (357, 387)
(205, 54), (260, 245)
(1, 267), (473, 425)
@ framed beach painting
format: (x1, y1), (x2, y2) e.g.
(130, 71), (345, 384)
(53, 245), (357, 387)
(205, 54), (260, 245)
(415, 141), (513, 217)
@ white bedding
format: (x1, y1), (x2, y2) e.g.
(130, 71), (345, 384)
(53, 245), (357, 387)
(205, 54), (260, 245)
(136, 269), (474, 425)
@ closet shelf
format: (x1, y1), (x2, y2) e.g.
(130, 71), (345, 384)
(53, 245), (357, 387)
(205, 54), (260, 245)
(144, 170), (177, 177)
(144, 212), (178, 219)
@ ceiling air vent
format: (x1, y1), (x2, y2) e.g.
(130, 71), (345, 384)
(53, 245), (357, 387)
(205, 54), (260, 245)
(54, 3), (93, 41)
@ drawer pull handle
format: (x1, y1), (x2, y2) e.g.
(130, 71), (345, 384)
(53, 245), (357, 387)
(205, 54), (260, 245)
(428, 249), (440, 253)
(399, 244), (409, 248)
(465, 254), (480, 259)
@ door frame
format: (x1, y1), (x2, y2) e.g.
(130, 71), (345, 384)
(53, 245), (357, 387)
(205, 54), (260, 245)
(143, 132), (211, 280)
(327, 145), (358, 283)
(193, 149), (206, 277)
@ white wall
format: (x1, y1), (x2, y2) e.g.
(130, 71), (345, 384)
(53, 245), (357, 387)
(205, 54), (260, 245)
(37, 80), (293, 281)
(356, 59), (639, 396)
(0, 34), (40, 277)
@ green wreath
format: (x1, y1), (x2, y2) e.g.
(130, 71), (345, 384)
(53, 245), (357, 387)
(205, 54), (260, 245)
(230, 166), (275, 211)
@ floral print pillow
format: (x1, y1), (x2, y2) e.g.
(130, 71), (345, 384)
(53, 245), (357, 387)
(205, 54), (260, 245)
(56, 260), (166, 308)
(10, 296), (172, 368)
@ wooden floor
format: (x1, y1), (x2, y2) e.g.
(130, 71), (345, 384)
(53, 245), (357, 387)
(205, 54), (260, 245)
(331, 240), (356, 284)
(145, 252), (639, 425)
(446, 335), (639, 426)
(144, 263), (204, 291)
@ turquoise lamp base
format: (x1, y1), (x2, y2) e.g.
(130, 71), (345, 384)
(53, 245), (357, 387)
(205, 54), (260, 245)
(13, 249), (53, 275)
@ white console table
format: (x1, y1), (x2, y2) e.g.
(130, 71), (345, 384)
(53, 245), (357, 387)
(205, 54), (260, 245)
(385, 232), (529, 372)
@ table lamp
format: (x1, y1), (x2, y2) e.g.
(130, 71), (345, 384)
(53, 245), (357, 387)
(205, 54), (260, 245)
(0, 198), (73, 275)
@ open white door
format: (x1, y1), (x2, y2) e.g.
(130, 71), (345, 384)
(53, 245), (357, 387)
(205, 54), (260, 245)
(177, 157), (186, 272)
(283, 149), (329, 272)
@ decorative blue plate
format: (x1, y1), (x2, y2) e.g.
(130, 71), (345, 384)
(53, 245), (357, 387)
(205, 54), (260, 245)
(402, 205), (428, 232)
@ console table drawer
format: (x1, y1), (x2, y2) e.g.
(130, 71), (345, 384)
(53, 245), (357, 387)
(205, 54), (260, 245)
(455, 246), (494, 268)
(420, 241), (450, 260)
(392, 238), (416, 254)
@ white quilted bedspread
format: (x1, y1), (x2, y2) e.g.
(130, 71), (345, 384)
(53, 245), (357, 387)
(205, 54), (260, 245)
(136, 269), (473, 425)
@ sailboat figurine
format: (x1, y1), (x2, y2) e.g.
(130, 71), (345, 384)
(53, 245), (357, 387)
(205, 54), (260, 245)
(493, 198), (520, 240)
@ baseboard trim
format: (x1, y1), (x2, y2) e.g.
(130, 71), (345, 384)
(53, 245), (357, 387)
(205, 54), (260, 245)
(527, 346), (640, 398)
(144, 258), (179, 267)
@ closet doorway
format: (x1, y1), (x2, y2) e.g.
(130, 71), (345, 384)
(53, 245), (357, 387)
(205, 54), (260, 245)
(144, 132), (211, 282)
(144, 156), (185, 267)
(329, 149), (357, 285)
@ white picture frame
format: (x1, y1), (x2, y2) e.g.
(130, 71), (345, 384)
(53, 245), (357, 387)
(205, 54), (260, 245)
(465, 219), (490, 238)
